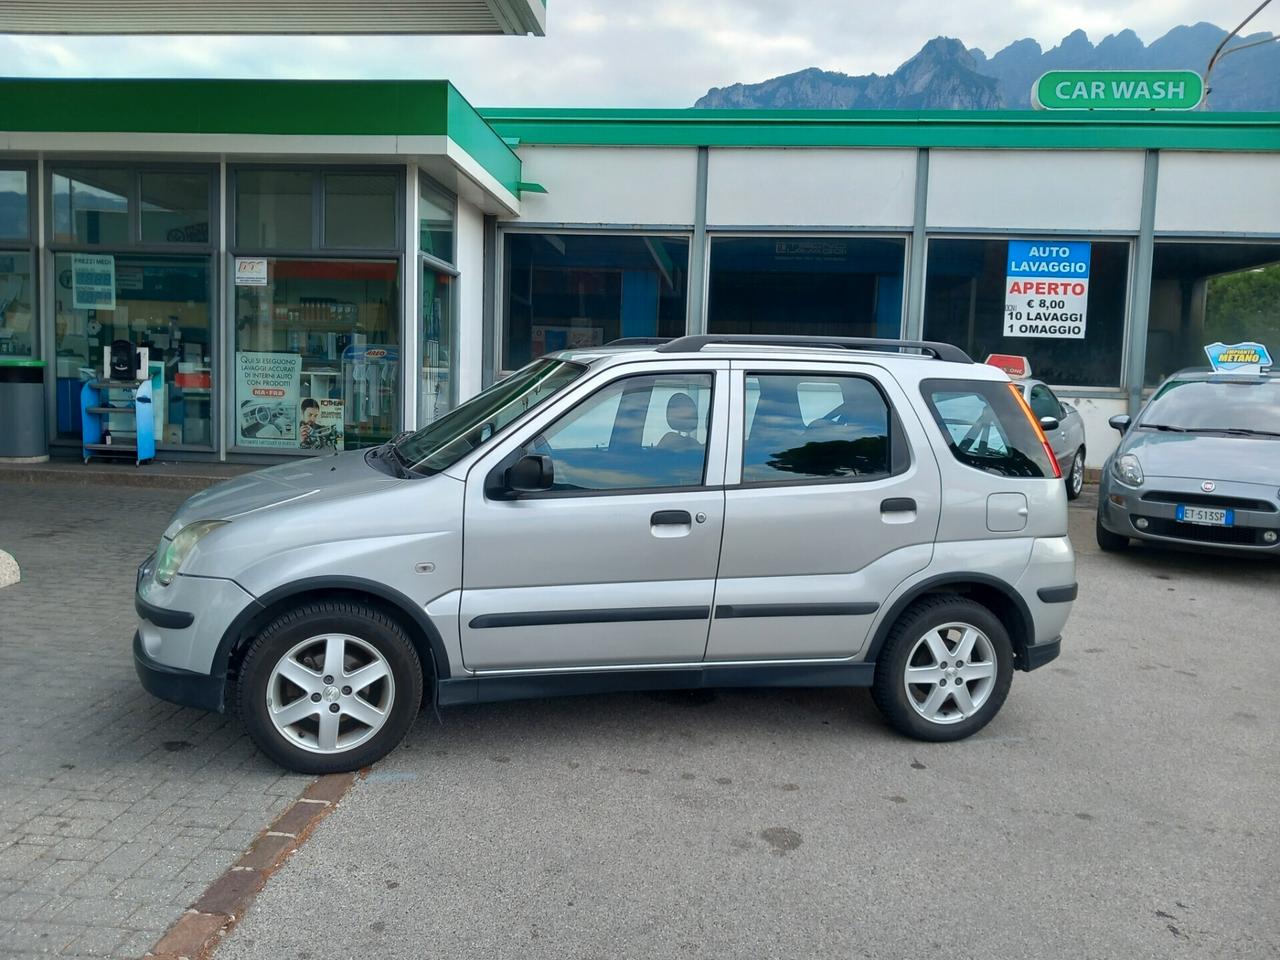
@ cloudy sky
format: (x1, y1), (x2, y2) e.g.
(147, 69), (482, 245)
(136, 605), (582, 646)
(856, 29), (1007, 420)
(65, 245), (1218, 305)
(1, 0), (1276, 107)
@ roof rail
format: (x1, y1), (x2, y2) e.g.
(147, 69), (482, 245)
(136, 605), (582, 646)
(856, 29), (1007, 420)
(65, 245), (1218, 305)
(653, 334), (972, 364)
(605, 337), (675, 346)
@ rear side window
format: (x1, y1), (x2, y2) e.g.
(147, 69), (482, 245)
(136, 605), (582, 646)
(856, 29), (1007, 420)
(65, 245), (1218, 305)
(742, 373), (893, 483)
(921, 378), (1054, 478)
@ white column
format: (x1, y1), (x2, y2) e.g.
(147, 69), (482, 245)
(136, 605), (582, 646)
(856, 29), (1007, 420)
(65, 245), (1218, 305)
(402, 162), (421, 429)
(454, 200), (485, 401)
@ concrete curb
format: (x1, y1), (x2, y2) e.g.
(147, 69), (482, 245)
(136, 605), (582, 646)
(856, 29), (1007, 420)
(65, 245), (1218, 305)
(144, 771), (358, 960)
(0, 549), (17, 588)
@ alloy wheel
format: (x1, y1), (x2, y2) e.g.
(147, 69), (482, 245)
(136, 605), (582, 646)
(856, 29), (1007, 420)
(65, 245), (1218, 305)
(1070, 451), (1085, 496)
(266, 633), (395, 753)
(902, 621), (997, 725)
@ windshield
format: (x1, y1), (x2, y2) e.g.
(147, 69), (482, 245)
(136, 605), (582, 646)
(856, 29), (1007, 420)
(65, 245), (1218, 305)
(394, 358), (587, 474)
(1141, 377), (1280, 436)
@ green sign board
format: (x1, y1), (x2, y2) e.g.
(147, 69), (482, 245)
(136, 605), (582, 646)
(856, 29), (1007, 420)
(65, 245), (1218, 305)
(1033, 70), (1204, 111)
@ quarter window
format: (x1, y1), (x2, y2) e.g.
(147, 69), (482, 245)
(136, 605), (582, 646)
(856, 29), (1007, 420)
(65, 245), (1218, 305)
(742, 374), (892, 484)
(523, 372), (713, 492)
(922, 378), (1054, 478)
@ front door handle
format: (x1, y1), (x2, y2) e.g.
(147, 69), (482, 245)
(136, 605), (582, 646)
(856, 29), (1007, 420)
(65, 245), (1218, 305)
(651, 510), (692, 526)
(880, 497), (916, 513)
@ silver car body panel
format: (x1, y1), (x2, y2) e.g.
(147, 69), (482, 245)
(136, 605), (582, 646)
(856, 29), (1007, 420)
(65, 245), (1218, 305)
(135, 342), (1075, 698)
(1018, 378), (1087, 472)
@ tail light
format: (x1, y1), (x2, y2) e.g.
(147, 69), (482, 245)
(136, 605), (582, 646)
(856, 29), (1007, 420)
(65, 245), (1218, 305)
(1007, 383), (1062, 479)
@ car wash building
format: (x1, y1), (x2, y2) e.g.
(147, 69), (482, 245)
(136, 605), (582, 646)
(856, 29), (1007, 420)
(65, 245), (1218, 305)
(1, 78), (1278, 467)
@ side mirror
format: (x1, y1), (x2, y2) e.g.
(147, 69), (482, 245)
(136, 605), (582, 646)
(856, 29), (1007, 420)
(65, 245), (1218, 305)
(504, 454), (554, 494)
(1039, 416), (1060, 432)
(1109, 414), (1132, 434)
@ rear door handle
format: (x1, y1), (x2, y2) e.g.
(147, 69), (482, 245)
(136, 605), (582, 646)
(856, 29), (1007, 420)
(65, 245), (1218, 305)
(880, 497), (916, 513)
(651, 510), (692, 526)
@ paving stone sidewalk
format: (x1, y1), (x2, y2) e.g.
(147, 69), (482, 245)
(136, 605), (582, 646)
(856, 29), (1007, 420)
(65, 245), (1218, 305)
(0, 481), (310, 959)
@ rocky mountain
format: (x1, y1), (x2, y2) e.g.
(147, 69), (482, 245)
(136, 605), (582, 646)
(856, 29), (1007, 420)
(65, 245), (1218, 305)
(695, 22), (1280, 111)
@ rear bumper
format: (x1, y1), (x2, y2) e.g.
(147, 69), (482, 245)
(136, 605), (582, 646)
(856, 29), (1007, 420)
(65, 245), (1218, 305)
(133, 631), (225, 712)
(1022, 636), (1061, 671)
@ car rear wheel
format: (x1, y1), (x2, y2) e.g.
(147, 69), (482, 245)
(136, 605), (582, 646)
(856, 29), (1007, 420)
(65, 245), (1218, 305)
(1095, 511), (1129, 552)
(1066, 446), (1085, 500)
(871, 596), (1013, 742)
(237, 601), (423, 774)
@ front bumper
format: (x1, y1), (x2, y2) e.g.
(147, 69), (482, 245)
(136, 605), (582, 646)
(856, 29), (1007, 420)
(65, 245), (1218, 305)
(134, 631), (226, 712)
(1099, 474), (1280, 552)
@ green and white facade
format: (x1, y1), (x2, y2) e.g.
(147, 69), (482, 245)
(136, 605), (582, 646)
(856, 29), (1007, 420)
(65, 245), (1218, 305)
(2, 78), (1278, 465)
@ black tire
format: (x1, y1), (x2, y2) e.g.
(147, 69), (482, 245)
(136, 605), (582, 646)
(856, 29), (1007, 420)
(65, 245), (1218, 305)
(870, 595), (1014, 742)
(1095, 510), (1129, 552)
(236, 601), (423, 774)
(1066, 446), (1086, 500)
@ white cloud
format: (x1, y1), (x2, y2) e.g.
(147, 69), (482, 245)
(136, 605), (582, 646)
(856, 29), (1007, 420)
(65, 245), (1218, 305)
(0, 0), (1275, 107)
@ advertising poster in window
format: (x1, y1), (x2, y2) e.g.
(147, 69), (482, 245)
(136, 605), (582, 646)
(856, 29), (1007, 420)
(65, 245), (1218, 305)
(300, 398), (344, 452)
(71, 253), (117, 310)
(235, 351), (301, 447)
(1004, 241), (1090, 339)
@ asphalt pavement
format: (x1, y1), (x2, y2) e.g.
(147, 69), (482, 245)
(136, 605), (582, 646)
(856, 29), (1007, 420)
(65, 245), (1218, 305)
(217, 491), (1280, 960)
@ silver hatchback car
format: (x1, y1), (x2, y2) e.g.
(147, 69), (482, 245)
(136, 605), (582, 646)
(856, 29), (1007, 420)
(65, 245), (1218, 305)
(134, 335), (1076, 773)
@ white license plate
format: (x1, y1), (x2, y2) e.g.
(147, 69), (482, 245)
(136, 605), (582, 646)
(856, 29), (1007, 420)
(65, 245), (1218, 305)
(1177, 505), (1234, 526)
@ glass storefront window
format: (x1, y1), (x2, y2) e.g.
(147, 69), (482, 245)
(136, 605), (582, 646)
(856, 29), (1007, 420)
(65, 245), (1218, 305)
(707, 236), (906, 339)
(141, 172), (211, 244)
(0, 170), (28, 241)
(52, 253), (214, 446)
(52, 168), (130, 246)
(0, 251), (34, 358)
(923, 238), (1130, 387)
(1145, 241), (1280, 385)
(420, 265), (454, 425)
(503, 233), (689, 370)
(325, 174), (397, 249)
(236, 171), (313, 249)
(419, 178), (454, 264)
(233, 258), (400, 451)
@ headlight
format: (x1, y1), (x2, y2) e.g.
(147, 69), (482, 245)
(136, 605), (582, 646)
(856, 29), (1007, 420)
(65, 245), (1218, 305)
(1112, 454), (1144, 487)
(154, 520), (228, 586)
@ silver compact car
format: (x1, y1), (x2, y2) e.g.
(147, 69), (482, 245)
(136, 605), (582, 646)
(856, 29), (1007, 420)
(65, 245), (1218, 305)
(134, 335), (1076, 773)
(1097, 368), (1280, 554)
(1015, 379), (1087, 500)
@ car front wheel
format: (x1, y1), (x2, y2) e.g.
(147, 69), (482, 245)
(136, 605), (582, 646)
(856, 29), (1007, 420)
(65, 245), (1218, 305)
(237, 601), (423, 774)
(871, 596), (1013, 742)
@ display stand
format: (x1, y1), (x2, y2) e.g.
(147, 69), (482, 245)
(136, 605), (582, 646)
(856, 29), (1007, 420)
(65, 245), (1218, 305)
(80, 379), (156, 465)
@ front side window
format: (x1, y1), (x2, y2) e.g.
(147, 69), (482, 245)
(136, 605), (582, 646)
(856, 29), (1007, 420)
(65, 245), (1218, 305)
(922, 378), (1054, 478)
(743, 373), (891, 483)
(522, 372), (713, 492)
(1027, 384), (1062, 421)
(396, 358), (586, 474)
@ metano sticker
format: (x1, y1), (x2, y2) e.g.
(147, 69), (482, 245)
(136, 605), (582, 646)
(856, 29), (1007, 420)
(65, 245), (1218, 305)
(1204, 341), (1272, 375)
(1004, 241), (1090, 340)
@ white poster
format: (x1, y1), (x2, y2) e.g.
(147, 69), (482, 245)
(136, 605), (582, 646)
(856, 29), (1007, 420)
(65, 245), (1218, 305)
(1003, 241), (1091, 340)
(234, 257), (269, 286)
(300, 398), (345, 452)
(71, 253), (116, 310)
(235, 351), (301, 448)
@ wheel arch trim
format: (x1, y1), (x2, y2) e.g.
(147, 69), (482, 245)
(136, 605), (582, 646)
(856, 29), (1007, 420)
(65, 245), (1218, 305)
(864, 572), (1035, 670)
(215, 576), (452, 686)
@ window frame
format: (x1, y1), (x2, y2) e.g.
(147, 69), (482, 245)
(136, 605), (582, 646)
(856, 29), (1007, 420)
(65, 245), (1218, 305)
(495, 226), (695, 378)
(46, 161), (217, 254)
(509, 368), (718, 498)
(0, 163), (37, 359)
(920, 231), (1135, 398)
(735, 367), (907, 490)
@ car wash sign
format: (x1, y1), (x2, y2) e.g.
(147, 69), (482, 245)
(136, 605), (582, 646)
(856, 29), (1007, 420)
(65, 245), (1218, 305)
(1004, 241), (1090, 340)
(1033, 70), (1204, 110)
